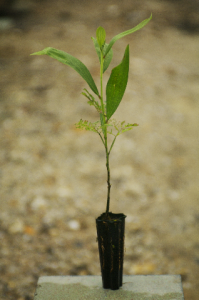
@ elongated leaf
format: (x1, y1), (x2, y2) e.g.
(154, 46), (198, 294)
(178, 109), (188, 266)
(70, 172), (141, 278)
(91, 38), (113, 73)
(106, 45), (129, 120)
(104, 14), (152, 57)
(31, 47), (99, 96)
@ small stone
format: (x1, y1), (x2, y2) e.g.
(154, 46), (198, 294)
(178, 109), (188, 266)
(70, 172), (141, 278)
(24, 225), (36, 236)
(31, 196), (48, 210)
(68, 220), (80, 230)
(9, 219), (24, 234)
(57, 186), (72, 198)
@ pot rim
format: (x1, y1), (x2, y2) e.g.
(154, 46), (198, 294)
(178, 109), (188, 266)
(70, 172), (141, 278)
(96, 212), (126, 223)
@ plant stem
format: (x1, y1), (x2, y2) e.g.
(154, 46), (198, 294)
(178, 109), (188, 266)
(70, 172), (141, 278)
(99, 50), (111, 215)
(105, 149), (111, 214)
(108, 134), (119, 155)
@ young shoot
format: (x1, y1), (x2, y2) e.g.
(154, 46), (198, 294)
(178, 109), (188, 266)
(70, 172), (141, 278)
(31, 14), (152, 216)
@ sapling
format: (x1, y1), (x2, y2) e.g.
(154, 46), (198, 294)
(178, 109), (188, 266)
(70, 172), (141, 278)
(31, 15), (152, 217)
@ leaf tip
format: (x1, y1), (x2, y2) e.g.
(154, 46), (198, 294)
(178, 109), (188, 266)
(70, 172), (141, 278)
(96, 26), (106, 49)
(30, 52), (39, 56)
(30, 47), (52, 56)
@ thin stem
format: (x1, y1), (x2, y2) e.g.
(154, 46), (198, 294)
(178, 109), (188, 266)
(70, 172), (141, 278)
(98, 132), (105, 146)
(99, 52), (105, 117)
(105, 150), (111, 214)
(99, 50), (111, 215)
(108, 134), (119, 155)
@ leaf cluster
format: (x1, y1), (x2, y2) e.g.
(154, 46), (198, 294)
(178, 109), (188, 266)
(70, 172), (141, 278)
(75, 119), (102, 134)
(76, 119), (138, 136)
(30, 15), (152, 213)
(81, 89), (102, 113)
(31, 14), (152, 151)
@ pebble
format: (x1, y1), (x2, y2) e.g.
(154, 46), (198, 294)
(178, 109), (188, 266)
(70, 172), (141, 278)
(68, 220), (80, 230)
(56, 186), (73, 198)
(8, 219), (24, 234)
(31, 196), (48, 210)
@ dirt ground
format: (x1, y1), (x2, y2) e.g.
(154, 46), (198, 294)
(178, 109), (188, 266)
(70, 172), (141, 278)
(0, 0), (199, 299)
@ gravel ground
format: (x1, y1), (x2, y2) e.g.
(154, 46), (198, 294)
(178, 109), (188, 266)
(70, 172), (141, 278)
(0, 0), (199, 299)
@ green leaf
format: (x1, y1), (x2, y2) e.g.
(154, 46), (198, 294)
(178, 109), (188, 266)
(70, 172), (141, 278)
(106, 45), (129, 120)
(31, 47), (99, 96)
(104, 14), (152, 57)
(96, 26), (106, 49)
(119, 122), (139, 134)
(82, 88), (102, 113)
(91, 38), (113, 73)
(75, 119), (101, 133)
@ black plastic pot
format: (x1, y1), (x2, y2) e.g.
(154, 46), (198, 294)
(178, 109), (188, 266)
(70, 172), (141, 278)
(96, 212), (126, 290)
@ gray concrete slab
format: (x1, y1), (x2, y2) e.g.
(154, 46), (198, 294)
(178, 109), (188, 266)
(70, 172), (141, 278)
(34, 275), (184, 300)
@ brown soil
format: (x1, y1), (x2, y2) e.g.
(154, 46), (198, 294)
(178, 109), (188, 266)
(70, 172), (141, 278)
(0, 0), (199, 299)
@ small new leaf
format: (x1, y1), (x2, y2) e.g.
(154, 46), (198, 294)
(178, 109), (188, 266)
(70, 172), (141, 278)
(119, 122), (139, 134)
(91, 38), (113, 73)
(96, 26), (106, 50)
(106, 119), (138, 136)
(107, 120), (138, 154)
(75, 119), (101, 133)
(82, 88), (102, 113)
